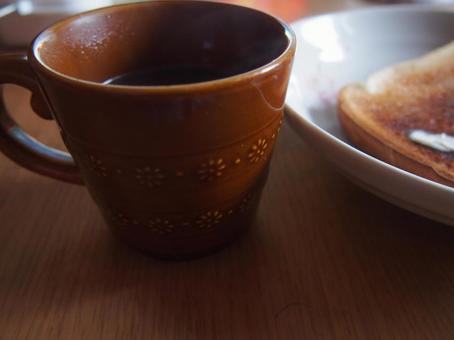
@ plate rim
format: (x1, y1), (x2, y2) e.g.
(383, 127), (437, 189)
(286, 4), (454, 195)
(290, 2), (454, 26)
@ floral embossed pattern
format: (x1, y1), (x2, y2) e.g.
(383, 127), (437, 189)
(135, 167), (165, 188)
(147, 218), (175, 234)
(105, 189), (258, 235)
(239, 192), (255, 213)
(82, 117), (281, 183)
(196, 210), (223, 229)
(248, 138), (268, 163)
(197, 159), (226, 182)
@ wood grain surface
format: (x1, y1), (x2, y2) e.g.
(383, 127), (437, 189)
(2, 1), (454, 339)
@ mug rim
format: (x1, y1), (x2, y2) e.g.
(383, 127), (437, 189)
(29, 0), (296, 94)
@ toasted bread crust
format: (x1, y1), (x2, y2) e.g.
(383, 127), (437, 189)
(338, 91), (454, 188)
(337, 41), (454, 188)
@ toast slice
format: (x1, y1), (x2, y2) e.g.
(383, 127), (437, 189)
(338, 41), (454, 187)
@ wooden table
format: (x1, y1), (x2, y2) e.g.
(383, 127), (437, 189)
(2, 1), (454, 339)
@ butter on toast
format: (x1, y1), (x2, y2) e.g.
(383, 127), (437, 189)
(338, 41), (454, 187)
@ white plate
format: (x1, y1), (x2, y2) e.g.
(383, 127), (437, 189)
(286, 5), (454, 226)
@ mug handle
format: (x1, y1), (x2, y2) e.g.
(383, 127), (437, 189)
(0, 53), (82, 184)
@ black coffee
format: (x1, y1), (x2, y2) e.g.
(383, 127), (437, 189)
(104, 65), (229, 86)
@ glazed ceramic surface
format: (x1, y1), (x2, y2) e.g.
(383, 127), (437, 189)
(286, 5), (454, 226)
(0, 1), (295, 258)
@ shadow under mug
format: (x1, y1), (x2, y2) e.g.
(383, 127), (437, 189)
(0, 1), (295, 259)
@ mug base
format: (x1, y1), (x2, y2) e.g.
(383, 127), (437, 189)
(107, 199), (260, 260)
(117, 227), (249, 261)
(99, 167), (267, 260)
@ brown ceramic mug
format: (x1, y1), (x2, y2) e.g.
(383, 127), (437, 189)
(0, 1), (295, 258)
